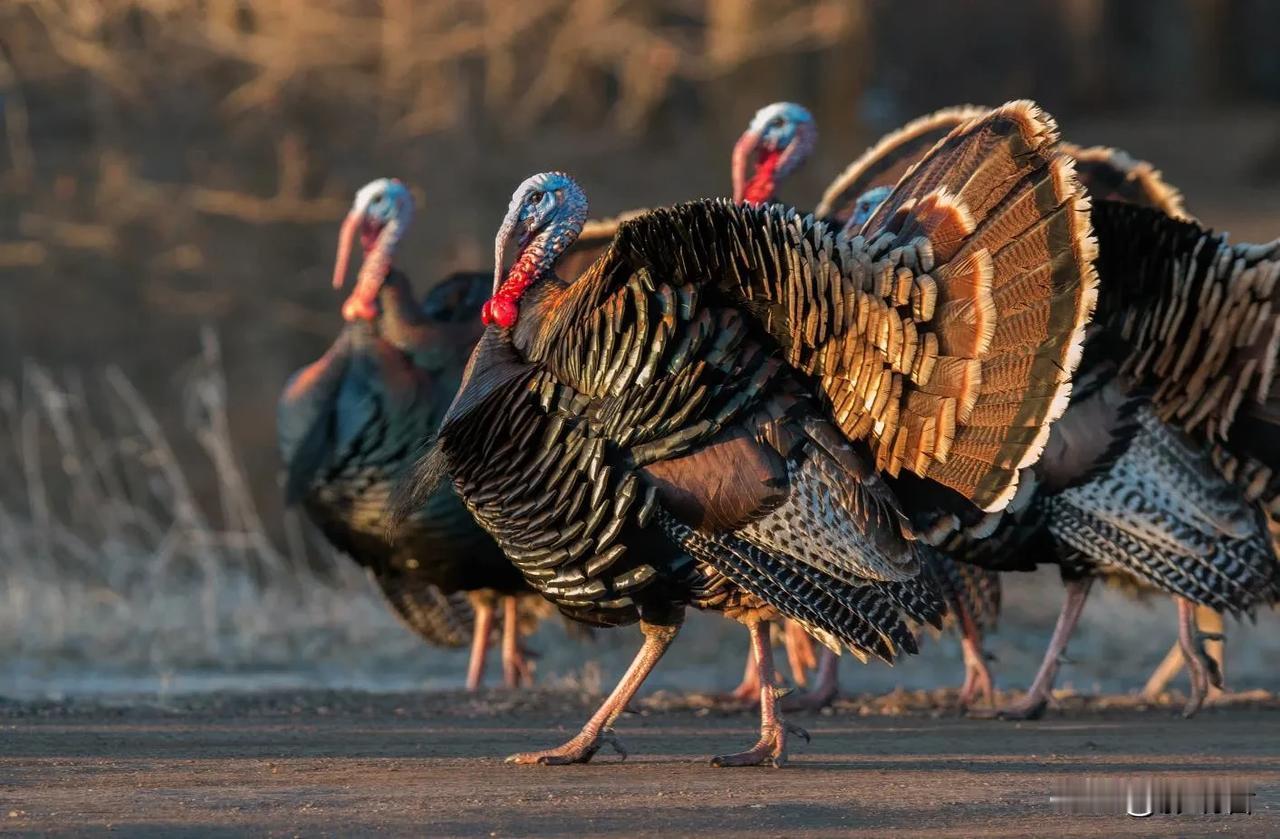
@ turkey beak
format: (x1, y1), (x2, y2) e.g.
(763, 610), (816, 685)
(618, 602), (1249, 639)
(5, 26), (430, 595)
(731, 129), (762, 204)
(492, 206), (521, 297)
(332, 212), (361, 291)
(342, 220), (398, 322)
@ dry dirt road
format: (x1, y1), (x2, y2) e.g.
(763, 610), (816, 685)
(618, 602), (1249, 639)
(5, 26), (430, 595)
(2, 690), (1278, 837)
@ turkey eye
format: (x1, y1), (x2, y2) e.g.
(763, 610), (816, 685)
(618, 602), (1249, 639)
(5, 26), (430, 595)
(529, 190), (545, 205)
(768, 117), (784, 129)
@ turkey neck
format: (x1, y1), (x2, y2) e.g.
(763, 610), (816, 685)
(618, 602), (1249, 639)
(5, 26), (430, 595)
(376, 269), (483, 370)
(509, 274), (570, 360)
(376, 269), (426, 341)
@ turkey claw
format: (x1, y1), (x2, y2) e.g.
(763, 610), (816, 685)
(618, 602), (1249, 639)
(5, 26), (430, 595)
(505, 728), (627, 766)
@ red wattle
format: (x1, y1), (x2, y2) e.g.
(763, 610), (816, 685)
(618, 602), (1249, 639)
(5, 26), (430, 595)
(743, 149), (781, 204)
(482, 297), (519, 328)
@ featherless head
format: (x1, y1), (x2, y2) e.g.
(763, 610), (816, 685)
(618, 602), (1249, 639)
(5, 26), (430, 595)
(332, 178), (415, 322)
(845, 184), (893, 233)
(732, 102), (816, 205)
(483, 171), (587, 329)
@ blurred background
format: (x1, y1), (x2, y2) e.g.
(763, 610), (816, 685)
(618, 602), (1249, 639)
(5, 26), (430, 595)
(2, 0), (1279, 699)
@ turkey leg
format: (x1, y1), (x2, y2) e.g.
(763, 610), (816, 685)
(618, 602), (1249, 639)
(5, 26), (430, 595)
(783, 621), (817, 686)
(979, 577), (1092, 720)
(1142, 605), (1225, 702)
(956, 602), (995, 708)
(506, 615), (681, 765)
(465, 598), (495, 691)
(712, 619), (810, 768)
(1177, 597), (1225, 718)
(501, 596), (534, 688)
(726, 621), (813, 704)
(783, 647), (839, 711)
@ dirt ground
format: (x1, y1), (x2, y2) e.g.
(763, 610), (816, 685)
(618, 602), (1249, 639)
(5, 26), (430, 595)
(2, 690), (1278, 838)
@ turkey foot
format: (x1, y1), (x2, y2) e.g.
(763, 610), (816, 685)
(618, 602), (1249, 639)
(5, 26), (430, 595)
(506, 728), (626, 765)
(501, 596), (535, 689)
(782, 648), (839, 712)
(712, 620), (809, 768)
(710, 718), (810, 768)
(1177, 598), (1225, 718)
(507, 615), (680, 766)
(974, 577), (1091, 720)
(956, 606), (995, 708)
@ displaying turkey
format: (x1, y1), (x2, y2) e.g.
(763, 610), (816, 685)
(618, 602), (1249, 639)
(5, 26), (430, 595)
(563, 102), (1005, 707)
(396, 101), (1098, 765)
(278, 178), (557, 691)
(831, 108), (1280, 718)
(799, 105), (1187, 709)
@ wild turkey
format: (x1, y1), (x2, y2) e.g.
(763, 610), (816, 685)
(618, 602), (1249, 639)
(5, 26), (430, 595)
(278, 178), (555, 690)
(802, 105), (1193, 708)
(831, 109), (1280, 718)
(1048, 198), (1280, 716)
(558, 103), (826, 703)
(563, 103), (1003, 706)
(397, 101), (1098, 765)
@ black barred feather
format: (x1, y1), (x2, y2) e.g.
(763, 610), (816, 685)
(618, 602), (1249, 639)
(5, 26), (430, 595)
(380, 580), (474, 648)
(929, 551), (1001, 634)
(657, 507), (931, 663)
(1047, 408), (1279, 615)
(1086, 200), (1280, 583)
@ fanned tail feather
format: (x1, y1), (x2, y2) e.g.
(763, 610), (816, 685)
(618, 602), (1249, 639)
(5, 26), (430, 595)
(859, 101), (1099, 510)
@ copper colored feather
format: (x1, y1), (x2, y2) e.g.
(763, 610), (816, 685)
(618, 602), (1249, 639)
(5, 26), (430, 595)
(815, 105), (989, 226)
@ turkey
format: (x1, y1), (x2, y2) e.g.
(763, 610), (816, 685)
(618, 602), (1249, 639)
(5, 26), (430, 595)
(278, 178), (558, 691)
(559, 103), (826, 703)
(833, 108), (1280, 718)
(563, 102), (1005, 707)
(396, 101), (1098, 765)
(800, 105), (1192, 709)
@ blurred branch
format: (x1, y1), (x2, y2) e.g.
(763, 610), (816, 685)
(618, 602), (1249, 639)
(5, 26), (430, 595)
(17, 0), (144, 101)
(187, 188), (347, 224)
(0, 0), (870, 167)
(0, 43), (37, 189)
(0, 240), (47, 267)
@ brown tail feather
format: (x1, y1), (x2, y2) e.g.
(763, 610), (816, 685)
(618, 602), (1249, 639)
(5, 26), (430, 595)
(815, 105), (989, 225)
(859, 102), (1098, 510)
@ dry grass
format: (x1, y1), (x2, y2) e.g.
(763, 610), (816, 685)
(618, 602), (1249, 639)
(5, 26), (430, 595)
(0, 330), (434, 692)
